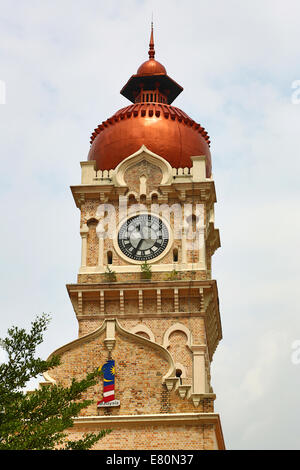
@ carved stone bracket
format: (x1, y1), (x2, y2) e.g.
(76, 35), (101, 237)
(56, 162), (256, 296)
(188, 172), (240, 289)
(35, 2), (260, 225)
(165, 377), (180, 391)
(104, 319), (116, 355)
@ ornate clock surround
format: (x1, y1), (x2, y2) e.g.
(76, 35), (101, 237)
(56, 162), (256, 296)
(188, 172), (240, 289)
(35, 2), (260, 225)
(114, 211), (173, 265)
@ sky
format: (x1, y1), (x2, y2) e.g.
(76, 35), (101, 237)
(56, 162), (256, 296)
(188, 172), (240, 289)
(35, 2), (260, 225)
(0, 0), (300, 450)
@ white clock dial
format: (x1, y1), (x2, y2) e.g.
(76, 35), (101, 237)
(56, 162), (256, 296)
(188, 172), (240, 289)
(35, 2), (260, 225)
(118, 214), (169, 261)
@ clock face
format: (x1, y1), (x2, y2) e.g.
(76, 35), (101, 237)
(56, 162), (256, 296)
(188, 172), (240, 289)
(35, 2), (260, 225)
(118, 214), (169, 261)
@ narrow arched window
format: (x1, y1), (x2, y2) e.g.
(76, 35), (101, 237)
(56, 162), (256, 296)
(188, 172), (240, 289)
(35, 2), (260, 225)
(107, 251), (113, 265)
(128, 194), (136, 206)
(151, 193), (158, 203)
(176, 369), (183, 385)
(173, 248), (179, 263)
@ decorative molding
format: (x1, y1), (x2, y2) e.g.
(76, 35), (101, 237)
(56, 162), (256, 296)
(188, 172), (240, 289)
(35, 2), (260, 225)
(206, 222), (221, 256)
(174, 288), (179, 313)
(138, 290), (143, 314)
(127, 190), (139, 201)
(104, 319), (116, 353)
(66, 280), (222, 362)
(130, 324), (155, 342)
(77, 292), (83, 316)
(175, 362), (187, 378)
(119, 290), (125, 315)
(43, 318), (176, 386)
(112, 211), (174, 266)
(115, 319), (175, 383)
(78, 263), (206, 274)
(165, 377), (180, 391)
(163, 322), (192, 350)
(112, 146), (173, 187)
(178, 384), (191, 399)
(100, 290), (105, 315)
(43, 320), (107, 385)
(156, 289), (161, 314)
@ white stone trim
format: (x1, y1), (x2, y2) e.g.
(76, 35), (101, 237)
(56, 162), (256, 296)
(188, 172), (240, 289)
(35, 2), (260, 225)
(175, 362), (187, 378)
(112, 145), (173, 187)
(112, 212), (173, 266)
(44, 319), (176, 386)
(163, 323), (192, 350)
(80, 224), (89, 268)
(78, 263), (206, 274)
(130, 324), (155, 342)
(73, 412), (221, 425)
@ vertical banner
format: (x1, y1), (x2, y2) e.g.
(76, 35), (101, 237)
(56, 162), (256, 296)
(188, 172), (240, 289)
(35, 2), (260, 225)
(97, 359), (120, 407)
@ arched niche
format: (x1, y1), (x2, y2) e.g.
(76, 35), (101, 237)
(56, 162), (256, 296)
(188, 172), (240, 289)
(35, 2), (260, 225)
(113, 145), (173, 187)
(163, 323), (192, 351)
(130, 324), (155, 343)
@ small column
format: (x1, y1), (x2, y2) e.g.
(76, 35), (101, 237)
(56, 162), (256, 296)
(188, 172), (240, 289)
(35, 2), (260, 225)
(191, 155), (206, 181)
(104, 319), (116, 356)
(80, 224), (89, 268)
(139, 175), (147, 197)
(138, 290), (143, 314)
(78, 291), (83, 316)
(97, 229), (105, 269)
(199, 288), (205, 313)
(80, 161), (96, 184)
(156, 289), (161, 314)
(198, 226), (206, 269)
(191, 344), (207, 395)
(120, 290), (125, 315)
(195, 204), (206, 269)
(181, 229), (187, 264)
(174, 288), (179, 313)
(100, 290), (105, 315)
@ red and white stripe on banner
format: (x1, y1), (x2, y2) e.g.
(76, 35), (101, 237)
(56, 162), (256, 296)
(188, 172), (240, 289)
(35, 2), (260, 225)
(103, 384), (115, 402)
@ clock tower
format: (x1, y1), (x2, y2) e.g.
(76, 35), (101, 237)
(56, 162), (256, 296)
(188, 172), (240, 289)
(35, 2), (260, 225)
(44, 25), (225, 450)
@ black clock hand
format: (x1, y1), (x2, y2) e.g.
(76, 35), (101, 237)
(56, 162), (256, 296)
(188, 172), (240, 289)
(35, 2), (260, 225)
(132, 238), (144, 255)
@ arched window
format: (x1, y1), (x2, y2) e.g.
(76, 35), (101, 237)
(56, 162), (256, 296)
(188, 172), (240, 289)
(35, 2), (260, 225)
(87, 218), (98, 227)
(173, 248), (179, 262)
(151, 193), (158, 203)
(107, 251), (113, 265)
(128, 194), (137, 205)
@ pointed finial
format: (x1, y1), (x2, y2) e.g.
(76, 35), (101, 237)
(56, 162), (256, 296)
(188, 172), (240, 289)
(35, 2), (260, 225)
(148, 20), (155, 60)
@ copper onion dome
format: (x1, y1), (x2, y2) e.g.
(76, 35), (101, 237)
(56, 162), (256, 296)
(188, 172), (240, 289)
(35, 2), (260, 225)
(88, 24), (212, 177)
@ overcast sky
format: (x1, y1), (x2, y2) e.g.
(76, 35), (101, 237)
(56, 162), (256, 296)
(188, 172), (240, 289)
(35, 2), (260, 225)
(0, 0), (300, 450)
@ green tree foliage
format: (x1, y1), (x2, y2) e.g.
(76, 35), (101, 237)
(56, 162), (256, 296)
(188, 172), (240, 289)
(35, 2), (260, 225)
(0, 314), (110, 450)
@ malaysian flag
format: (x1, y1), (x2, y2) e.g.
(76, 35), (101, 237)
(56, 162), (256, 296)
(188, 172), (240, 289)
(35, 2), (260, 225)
(97, 359), (116, 405)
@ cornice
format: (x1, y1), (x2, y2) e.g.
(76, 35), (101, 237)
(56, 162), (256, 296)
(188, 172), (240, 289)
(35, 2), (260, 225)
(66, 278), (218, 292)
(66, 279), (222, 361)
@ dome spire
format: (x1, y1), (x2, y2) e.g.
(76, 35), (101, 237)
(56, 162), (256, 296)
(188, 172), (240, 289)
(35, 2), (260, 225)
(148, 21), (155, 59)
(120, 20), (183, 105)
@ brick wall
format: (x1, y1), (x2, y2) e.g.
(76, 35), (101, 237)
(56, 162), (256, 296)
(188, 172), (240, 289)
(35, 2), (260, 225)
(67, 423), (217, 450)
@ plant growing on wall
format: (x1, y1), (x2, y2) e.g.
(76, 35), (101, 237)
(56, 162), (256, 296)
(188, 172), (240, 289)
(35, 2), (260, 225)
(140, 260), (152, 280)
(166, 269), (180, 281)
(104, 265), (117, 282)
